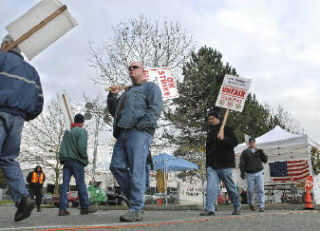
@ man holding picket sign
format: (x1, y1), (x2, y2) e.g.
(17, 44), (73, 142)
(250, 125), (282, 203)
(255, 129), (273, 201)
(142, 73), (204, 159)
(0, 35), (44, 222)
(107, 62), (163, 222)
(200, 74), (252, 216)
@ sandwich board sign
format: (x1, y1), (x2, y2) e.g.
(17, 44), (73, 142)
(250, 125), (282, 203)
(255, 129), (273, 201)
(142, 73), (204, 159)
(5, 0), (78, 60)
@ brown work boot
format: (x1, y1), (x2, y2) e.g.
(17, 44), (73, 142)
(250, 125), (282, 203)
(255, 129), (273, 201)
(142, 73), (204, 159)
(80, 206), (97, 215)
(58, 209), (70, 216)
(249, 204), (256, 211)
(120, 210), (143, 222)
(200, 210), (215, 216)
(232, 208), (241, 215)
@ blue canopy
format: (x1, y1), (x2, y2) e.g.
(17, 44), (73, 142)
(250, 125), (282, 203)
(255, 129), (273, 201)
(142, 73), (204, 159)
(153, 153), (198, 171)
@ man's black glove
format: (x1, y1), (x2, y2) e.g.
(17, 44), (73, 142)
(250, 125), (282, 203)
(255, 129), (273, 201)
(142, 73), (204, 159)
(241, 172), (246, 180)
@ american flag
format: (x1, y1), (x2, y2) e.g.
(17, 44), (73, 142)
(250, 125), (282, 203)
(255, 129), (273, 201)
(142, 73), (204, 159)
(269, 160), (310, 182)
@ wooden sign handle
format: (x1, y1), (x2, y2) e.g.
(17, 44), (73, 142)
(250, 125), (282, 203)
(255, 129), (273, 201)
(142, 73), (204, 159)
(105, 85), (127, 92)
(1, 5), (67, 52)
(219, 108), (230, 133)
(62, 94), (73, 125)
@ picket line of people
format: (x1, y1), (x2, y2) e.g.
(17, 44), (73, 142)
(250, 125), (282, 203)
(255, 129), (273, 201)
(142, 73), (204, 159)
(0, 34), (268, 223)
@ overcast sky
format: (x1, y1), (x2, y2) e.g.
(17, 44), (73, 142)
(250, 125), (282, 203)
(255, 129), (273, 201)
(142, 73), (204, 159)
(1, 0), (320, 142)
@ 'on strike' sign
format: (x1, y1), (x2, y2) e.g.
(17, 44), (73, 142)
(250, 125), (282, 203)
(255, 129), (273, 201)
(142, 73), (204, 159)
(215, 74), (252, 112)
(145, 68), (179, 99)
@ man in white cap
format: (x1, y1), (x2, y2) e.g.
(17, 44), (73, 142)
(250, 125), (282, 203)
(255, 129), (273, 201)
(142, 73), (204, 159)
(0, 35), (44, 221)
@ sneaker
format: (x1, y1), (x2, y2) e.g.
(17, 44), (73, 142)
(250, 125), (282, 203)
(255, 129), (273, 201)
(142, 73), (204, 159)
(249, 204), (256, 211)
(232, 208), (241, 215)
(37, 207), (41, 212)
(200, 210), (215, 216)
(58, 209), (70, 216)
(80, 206), (97, 215)
(120, 210), (143, 222)
(14, 196), (35, 222)
(258, 207), (265, 212)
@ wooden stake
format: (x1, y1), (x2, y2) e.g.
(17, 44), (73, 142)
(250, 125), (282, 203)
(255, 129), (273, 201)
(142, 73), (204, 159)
(62, 94), (72, 125)
(1, 5), (67, 52)
(219, 108), (230, 133)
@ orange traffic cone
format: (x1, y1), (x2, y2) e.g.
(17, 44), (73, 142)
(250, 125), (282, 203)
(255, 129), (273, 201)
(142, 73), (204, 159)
(304, 191), (314, 210)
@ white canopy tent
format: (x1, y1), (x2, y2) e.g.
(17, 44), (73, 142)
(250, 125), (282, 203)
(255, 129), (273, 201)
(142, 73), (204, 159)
(233, 126), (320, 204)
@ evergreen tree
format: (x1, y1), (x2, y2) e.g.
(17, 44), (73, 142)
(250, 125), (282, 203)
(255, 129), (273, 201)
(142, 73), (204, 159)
(166, 46), (299, 157)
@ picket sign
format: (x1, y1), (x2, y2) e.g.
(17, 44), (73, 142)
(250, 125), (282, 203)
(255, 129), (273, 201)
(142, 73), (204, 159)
(4, 0), (78, 60)
(215, 75), (252, 132)
(106, 67), (179, 99)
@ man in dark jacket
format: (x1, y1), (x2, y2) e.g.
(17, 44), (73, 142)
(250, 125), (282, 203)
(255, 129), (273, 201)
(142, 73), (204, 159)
(0, 35), (43, 221)
(27, 166), (46, 212)
(240, 137), (268, 212)
(200, 110), (241, 216)
(107, 62), (163, 222)
(58, 114), (96, 216)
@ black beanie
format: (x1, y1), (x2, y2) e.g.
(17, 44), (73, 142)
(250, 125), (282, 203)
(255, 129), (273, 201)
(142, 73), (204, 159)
(74, 114), (85, 123)
(249, 137), (256, 143)
(208, 110), (220, 119)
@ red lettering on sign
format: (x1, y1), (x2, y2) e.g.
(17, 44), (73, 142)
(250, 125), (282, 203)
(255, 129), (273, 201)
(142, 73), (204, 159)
(168, 82), (175, 88)
(222, 86), (246, 99)
(167, 77), (174, 82)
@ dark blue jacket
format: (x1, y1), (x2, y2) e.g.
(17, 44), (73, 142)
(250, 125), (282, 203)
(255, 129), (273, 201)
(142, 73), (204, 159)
(107, 81), (163, 138)
(0, 51), (43, 121)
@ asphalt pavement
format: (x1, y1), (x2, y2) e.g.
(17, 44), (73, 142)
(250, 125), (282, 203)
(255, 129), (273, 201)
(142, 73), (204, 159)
(0, 205), (320, 231)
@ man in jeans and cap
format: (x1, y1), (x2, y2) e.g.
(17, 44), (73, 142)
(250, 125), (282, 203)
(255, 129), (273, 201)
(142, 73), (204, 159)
(108, 62), (163, 222)
(0, 34), (43, 221)
(200, 110), (241, 216)
(240, 137), (268, 212)
(59, 114), (97, 216)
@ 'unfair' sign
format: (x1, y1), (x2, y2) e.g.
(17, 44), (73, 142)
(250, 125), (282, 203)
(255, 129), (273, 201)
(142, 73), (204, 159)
(216, 74), (252, 112)
(145, 68), (179, 99)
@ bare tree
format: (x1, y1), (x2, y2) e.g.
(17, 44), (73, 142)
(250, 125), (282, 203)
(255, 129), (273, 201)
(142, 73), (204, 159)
(88, 14), (193, 86)
(20, 94), (67, 194)
(266, 104), (304, 134)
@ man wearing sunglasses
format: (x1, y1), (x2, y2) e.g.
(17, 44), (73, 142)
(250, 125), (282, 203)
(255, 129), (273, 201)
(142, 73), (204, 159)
(107, 62), (163, 222)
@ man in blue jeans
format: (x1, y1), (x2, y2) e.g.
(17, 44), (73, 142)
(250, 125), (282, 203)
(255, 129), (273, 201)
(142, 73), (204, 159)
(59, 114), (97, 216)
(240, 137), (268, 212)
(200, 110), (241, 216)
(108, 62), (163, 222)
(0, 35), (43, 221)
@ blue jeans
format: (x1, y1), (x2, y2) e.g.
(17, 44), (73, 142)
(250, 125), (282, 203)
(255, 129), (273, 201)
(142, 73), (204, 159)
(110, 129), (152, 211)
(0, 112), (29, 204)
(205, 166), (241, 212)
(247, 170), (265, 208)
(59, 160), (89, 210)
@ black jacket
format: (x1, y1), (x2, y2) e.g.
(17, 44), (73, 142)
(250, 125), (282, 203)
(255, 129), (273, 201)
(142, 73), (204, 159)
(240, 148), (268, 174)
(206, 124), (238, 169)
